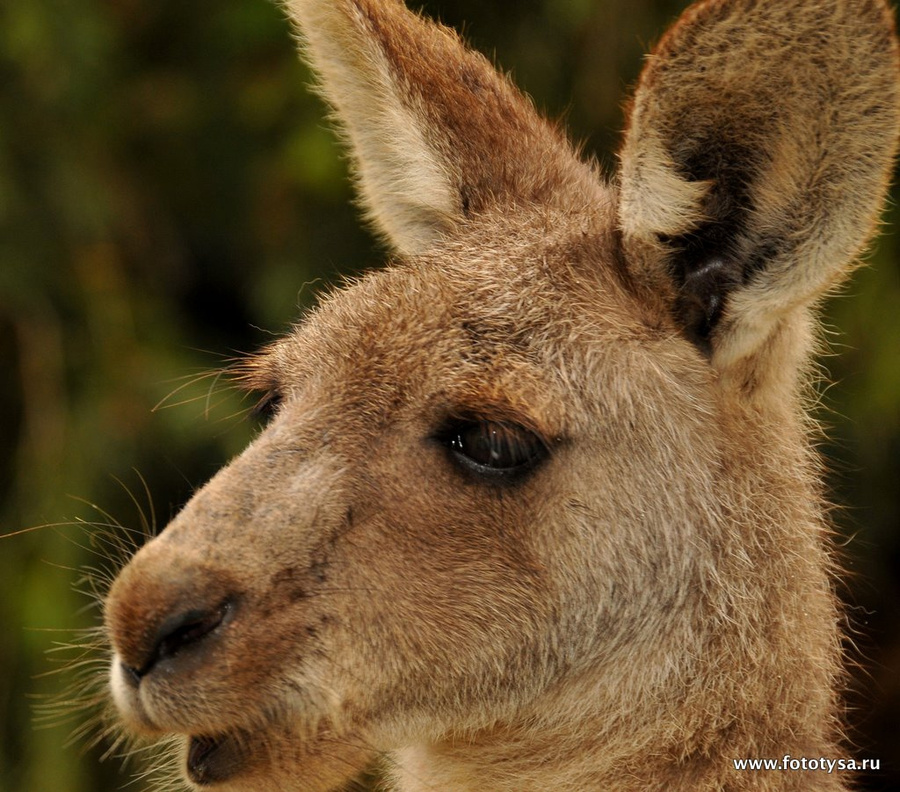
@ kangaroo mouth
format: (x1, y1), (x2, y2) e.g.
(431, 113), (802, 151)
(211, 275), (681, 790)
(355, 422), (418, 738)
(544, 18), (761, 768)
(187, 733), (249, 786)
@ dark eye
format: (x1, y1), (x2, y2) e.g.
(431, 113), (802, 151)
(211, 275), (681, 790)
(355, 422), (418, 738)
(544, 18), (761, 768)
(439, 420), (548, 481)
(250, 389), (282, 421)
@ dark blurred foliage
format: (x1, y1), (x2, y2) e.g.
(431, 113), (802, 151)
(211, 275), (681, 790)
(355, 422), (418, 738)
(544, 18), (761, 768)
(0, 0), (898, 790)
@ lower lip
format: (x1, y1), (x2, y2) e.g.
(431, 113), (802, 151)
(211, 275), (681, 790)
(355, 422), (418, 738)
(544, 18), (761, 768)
(187, 734), (245, 785)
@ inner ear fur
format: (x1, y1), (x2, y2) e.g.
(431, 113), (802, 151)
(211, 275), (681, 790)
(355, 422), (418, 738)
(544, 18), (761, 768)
(619, 0), (900, 382)
(283, 0), (596, 256)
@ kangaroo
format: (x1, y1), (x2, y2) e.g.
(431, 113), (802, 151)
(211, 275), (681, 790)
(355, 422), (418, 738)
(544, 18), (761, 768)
(102, 0), (900, 790)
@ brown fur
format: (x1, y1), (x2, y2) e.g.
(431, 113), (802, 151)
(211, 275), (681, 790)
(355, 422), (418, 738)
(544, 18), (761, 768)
(103, 1), (900, 790)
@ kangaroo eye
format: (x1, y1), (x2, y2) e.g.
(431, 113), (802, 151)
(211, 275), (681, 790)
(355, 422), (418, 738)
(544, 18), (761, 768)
(440, 420), (548, 481)
(251, 389), (282, 421)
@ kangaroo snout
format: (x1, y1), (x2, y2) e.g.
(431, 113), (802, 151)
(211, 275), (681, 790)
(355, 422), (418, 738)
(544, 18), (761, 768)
(105, 548), (241, 725)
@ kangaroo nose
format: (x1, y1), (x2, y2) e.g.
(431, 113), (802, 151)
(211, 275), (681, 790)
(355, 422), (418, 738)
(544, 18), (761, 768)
(121, 602), (232, 682)
(105, 544), (240, 681)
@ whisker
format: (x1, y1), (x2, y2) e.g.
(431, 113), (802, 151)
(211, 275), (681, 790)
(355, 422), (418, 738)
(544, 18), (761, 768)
(151, 368), (226, 413)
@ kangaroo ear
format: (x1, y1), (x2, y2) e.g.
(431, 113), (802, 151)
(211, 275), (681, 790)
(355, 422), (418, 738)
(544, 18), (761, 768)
(283, 0), (586, 256)
(619, 0), (900, 394)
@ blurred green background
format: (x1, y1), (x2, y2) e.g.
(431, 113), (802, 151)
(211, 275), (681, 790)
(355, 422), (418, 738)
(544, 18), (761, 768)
(1, 0), (898, 790)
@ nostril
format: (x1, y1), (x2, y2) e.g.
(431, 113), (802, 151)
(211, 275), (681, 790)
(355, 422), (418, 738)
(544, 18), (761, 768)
(158, 605), (227, 659)
(121, 661), (142, 687)
(134, 601), (232, 678)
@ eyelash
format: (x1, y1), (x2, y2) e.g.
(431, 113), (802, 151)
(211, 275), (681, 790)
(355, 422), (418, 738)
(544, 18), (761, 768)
(250, 389), (282, 420)
(437, 419), (549, 482)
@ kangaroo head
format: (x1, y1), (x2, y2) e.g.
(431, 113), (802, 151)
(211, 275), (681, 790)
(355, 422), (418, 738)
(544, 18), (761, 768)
(103, 1), (900, 791)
